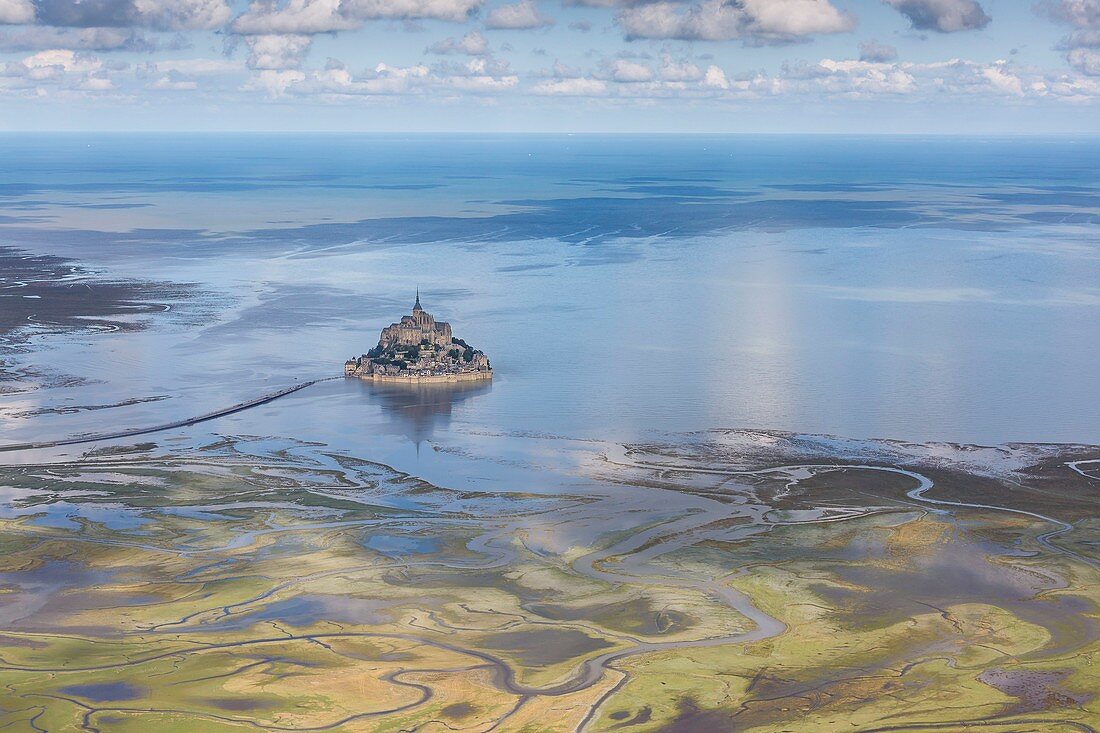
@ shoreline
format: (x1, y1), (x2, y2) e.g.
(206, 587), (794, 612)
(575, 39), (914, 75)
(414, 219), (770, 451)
(348, 371), (492, 384)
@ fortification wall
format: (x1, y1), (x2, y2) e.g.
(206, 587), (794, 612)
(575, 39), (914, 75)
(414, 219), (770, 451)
(354, 370), (492, 384)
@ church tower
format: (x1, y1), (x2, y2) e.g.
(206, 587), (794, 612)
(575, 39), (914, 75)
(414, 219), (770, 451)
(412, 289), (432, 329)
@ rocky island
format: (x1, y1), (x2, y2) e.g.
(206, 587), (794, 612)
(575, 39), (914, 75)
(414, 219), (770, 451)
(344, 293), (492, 383)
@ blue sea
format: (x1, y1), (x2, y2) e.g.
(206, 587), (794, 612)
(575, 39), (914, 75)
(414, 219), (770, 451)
(1, 134), (1098, 473)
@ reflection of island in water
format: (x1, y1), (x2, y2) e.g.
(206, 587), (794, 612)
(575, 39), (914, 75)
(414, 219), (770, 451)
(363, 379), (492, 445)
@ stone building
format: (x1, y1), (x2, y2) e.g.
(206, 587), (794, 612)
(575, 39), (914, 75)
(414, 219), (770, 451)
(378, 291), (453, 348)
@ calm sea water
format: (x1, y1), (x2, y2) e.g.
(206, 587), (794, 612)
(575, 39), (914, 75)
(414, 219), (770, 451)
(1, 134), (1098, 460)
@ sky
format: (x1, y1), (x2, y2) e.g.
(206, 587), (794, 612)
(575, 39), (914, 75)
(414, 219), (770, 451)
(0, 0), (1098, 132)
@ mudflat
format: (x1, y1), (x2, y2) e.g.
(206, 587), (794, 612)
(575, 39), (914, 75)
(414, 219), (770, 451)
(0, 432), (1095, 731)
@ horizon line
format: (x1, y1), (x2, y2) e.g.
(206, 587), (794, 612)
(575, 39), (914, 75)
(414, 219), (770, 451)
(1, 130), (1098, 137)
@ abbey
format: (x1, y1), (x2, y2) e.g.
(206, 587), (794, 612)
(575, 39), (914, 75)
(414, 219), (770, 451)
(344, 293), (492, 383)
(378, 292), (453, 349)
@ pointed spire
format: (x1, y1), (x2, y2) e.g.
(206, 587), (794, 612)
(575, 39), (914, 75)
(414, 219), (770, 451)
(413, 288), (422, 312)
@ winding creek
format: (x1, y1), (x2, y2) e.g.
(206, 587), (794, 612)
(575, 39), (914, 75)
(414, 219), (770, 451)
(0, 387), (1097, 730)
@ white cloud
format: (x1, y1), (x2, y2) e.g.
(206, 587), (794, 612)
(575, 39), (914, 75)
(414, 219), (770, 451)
(609, 58), (652, 82)
(659, 55), (703, 81)
(233, 0), (482, 37)
(779, 57), (1084, 100)
(426, 54), (519, 89)
(813, 58), (917, 94)
(0, 0), (34, 24)
(28, 0), (231, 31)
(616, 0), (855, 43)
(1042, 71), (1100, 100)
(531, 76), (608, 94)
(1068, 46), (1100, 74)
(703, 64), (728, 88)
(745, 0), (857, 37)
(445, 70), (518, 89)
(859, 40), (898, 62)
(6, 2), (1087, 111)
(250, 68), (306, 96)
(79, 76), (114, 89)
(20, 49), (102, 75)
(232, 0), (357, 34)
(981, 61), (1024, 95)
(283, 61), (433, 95)
(1, 48), (120, 93)
(140, 60), (241, 92)
(427, 29), (489, 55)
(1065, 28), (1100, 47)
(1038, 0), (1100, 28)
(139, 0), (233, 30)
(1039, 1), (1100, 75)
(244, 34), (313, 69)
(883, 0), (990, 33)
(345, 0), (482, 22)
(485, 0), (554, 29)
(0, 27), (152, 52)
(149, 74), (199, 90)
(550, 59), (580, 77)
(244, 54), (521, 98)
(226, 49), (1099, 105)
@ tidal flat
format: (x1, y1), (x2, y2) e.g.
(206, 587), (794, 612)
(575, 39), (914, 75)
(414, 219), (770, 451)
(0, 433), (1095, 731)
(1, 134), (1098, 731)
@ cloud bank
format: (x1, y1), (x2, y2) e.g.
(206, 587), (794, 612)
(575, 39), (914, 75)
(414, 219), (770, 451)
(883, 0), (990, 33)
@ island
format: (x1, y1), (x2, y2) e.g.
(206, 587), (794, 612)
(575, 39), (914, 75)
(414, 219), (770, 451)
(344, 293), (492, 383)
